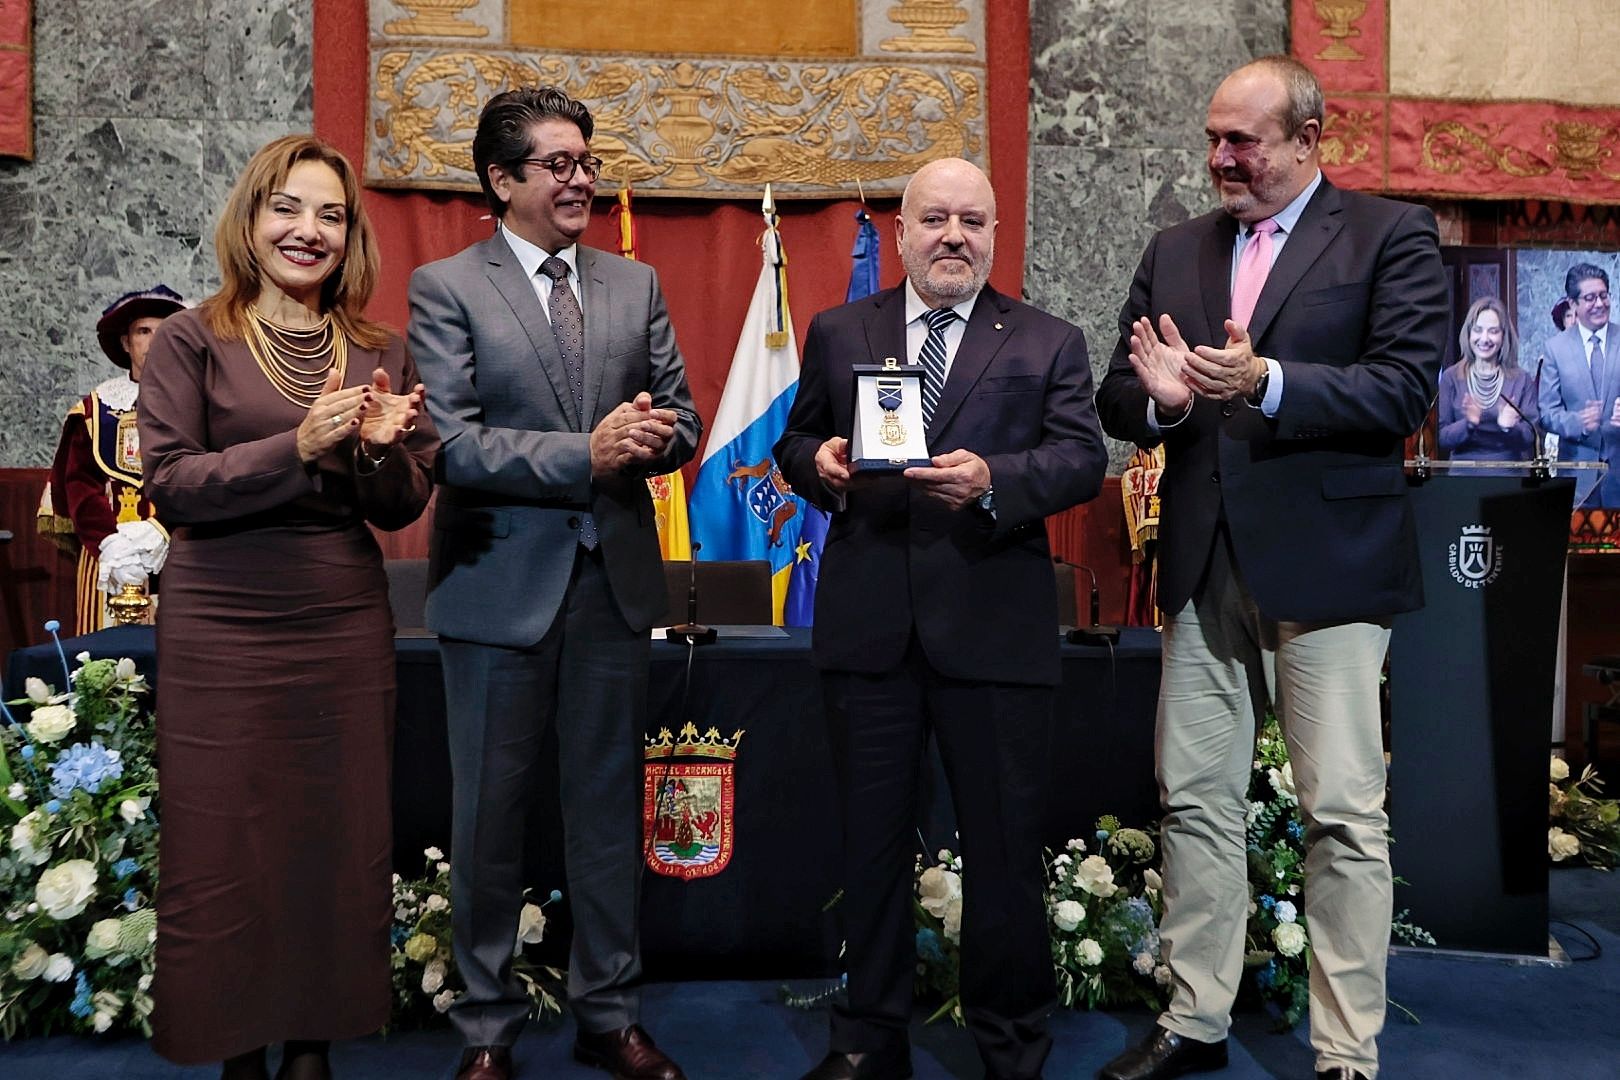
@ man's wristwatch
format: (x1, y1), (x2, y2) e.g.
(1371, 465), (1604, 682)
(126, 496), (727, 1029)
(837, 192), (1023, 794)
(1248, 362), (1271, 406)
(977, 487), (996, 515)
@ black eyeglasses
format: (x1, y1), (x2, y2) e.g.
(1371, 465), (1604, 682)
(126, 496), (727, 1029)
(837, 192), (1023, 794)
(1578, 291), (1610, 305)
(517, 154), (604, 184)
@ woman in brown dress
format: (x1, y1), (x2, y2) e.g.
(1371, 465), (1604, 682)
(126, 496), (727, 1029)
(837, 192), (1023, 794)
(138, 135), (438, 1080)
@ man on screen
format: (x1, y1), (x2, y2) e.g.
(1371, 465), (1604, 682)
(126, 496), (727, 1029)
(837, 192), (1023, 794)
(1539, 262), (1620, 507)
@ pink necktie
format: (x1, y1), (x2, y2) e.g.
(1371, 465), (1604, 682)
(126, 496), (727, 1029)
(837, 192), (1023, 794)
(1230, 218), (1279, 330)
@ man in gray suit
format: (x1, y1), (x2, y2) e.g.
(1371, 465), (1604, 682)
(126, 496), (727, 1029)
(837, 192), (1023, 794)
(409, 86), (700, 1080)
(1539, 262), (1620, 507)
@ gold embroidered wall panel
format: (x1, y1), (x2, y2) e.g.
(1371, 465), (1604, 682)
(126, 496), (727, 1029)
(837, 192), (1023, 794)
(0, 0), (31, 160)
(367, 0), (988, 197)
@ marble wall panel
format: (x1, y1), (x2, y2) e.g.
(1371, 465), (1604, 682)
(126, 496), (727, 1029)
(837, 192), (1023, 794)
(0, 1), (310, 467)
(1026, 0), (1291, 470)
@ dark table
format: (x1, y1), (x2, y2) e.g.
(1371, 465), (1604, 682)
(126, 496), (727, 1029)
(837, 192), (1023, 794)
(9, 626), (1161, 977)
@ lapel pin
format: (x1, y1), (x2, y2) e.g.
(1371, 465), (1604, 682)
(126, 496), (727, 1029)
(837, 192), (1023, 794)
(994, 322), (1004, 331)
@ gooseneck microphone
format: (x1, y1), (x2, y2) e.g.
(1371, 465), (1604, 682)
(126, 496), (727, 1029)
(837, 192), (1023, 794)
(1052, 554), (1121, 646)
(666, 541), (717, 646)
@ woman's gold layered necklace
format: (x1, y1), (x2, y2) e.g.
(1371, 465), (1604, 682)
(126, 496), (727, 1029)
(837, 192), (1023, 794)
(246, 307), (348, 408)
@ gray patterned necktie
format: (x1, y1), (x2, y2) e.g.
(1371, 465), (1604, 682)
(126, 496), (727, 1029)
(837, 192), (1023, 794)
(540, 256), (597, 550)
(1590, 333), (1605, 399)
(919, 306), (957, 425)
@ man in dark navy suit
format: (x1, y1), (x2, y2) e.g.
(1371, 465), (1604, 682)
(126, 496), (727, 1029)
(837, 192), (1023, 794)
(775, 157), (1107, 1080)
(1095, 57), (1448, 1080)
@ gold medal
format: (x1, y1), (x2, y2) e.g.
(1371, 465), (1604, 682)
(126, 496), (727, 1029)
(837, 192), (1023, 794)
(877, 376), (906, 446)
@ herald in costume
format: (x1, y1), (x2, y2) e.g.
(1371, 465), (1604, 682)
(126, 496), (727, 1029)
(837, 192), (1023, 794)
(39, 285), (186, 633)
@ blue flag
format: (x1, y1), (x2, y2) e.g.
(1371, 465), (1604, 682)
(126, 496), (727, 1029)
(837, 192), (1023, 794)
(783, 209), (882, 626)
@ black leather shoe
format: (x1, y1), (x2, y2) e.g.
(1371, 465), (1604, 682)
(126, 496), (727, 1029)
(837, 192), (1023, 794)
(1316, 1069), (1370, 1080)
(797, 1046), (914, 1080)
(1098, 1027), (1228, 1080)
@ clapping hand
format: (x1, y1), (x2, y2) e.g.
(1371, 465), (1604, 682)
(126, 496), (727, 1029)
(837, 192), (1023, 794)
(1127, 315), (1193, 416)
(359, 367), (426, 451)
(296, 370), (367, 464)
(590, 392), (677, 479)
(1463, 394), (1482, 426)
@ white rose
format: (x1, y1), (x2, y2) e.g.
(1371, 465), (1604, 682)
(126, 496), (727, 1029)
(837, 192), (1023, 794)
(421, 958), (446, 994)
(424, 846), (444, 860)
(1052, 899), (1085, 933)
(6, 782), (22, 800)
(1143, 868), (1163, 892)
(85, 918), (123, 959)
(36, 859), (98, 920)
(1077, 938), (1104, 966)
(425, 893), (448, 912)
(43, 953), (74, 982)
(1549, 827), (1582, 862)
(25, 703), (76, 744)
(1153, 963), (1172, 987)
(1074, 855), (1118, 898)
(1274, 900), (1297, 924)
(917, 866), (963, 918)
(10, 942), (49, 980)
(941, 896), (964, 944)
(436, 861), (450, 874)
(1550, 757), (1570, 782)
(1133, 951), (1155, 975)
(119, 797), (150, 824)
(1273, 921), (1307, 957)
(115, 658), (139, 682)
(10, 810), (53, 867)
(432, 988), (457, 1013)
(1065, 838), (1086, 853)
(1268, 762), (1297, 802)
(25, 677), (51, 704)
(516, 902), (547, 947)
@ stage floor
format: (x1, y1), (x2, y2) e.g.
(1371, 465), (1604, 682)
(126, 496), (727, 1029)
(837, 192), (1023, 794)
(2, 869), (1616, 1078)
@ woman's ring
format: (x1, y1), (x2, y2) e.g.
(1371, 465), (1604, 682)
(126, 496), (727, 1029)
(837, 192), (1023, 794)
(330, 415), (343, 428)
(403, 424), (417, 433)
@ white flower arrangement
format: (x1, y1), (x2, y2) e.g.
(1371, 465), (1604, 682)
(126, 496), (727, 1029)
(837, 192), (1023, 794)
(1, 634), (158, 1038)
(389, 847), (566, 1029)
(1547, 756), (1619, 867)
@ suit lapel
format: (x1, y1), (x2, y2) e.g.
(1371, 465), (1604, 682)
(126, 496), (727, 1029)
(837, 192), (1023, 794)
(579, 246), (610, 428)
(481, 235), (578, 428)
(1199, 215), (1237, 346)
(930, 286), (1013, 440)
(1247, 181), (1344, 346)
(861, 286), (907, 369)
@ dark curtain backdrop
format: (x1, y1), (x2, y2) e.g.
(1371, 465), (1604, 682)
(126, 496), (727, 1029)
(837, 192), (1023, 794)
(312, 0), (1030, 471)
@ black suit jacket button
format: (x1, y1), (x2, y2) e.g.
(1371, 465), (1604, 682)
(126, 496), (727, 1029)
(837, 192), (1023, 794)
(1210, 472), (1220, 484)
(1221, 403), (1235, 417)
(567, 516), (581, 528)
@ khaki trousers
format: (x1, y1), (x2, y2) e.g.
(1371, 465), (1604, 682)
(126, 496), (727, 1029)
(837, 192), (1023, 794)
(1155, 530), (1392, 1078)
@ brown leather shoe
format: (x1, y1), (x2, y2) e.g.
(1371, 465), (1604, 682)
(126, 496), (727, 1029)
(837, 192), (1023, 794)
(573, 1024), (686, 1080)
(455, 1045), (512, 1080)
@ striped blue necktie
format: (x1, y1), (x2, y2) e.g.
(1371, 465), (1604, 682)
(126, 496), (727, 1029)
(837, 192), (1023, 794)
(919, 306), (957, 424)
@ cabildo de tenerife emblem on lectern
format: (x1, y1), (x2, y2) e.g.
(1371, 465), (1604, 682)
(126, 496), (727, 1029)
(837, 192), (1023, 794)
(642, 723), (745, 879)
(1449, 524), (1503, 588)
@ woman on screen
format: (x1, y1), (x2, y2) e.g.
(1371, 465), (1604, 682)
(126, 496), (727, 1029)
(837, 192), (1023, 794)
(1437, 296), (1536, 469)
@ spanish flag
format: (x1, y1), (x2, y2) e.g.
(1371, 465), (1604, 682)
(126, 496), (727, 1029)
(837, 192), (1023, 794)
(616, 180), (692, 560)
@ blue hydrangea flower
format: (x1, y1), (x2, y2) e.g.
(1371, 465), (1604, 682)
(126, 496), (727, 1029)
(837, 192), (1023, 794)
(1259, 894), (1277, 912)
(48, 740), (124, 799)
(1287, 820), (1304, 840)
(111, 858), (140, 880)
(915, 928), (946, 965)
(69, 972), (93, 1019)
(123, 887), (140, 911)
(1124, 896), (1153, 923)
(44, 799), (61, 814)
(1255, 960), (1277, 989)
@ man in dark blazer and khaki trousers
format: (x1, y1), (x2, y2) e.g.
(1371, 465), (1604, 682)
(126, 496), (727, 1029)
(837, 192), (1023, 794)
(1095, 58), (1448, 1080)
(409, 87), (698, 1080)
(775, 157), (1107, 1080)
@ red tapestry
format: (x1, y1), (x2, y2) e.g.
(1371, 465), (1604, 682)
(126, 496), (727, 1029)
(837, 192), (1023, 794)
(0, 0), (31, 160)
(1293, 0), (1620, 205)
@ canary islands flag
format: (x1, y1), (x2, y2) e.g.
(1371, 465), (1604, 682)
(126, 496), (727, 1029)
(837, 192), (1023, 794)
(780, 208), (882, 626)
(689, 187), (807, 624)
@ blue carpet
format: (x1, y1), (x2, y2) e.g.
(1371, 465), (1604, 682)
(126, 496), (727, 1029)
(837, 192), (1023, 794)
(2, 869), (1616, 1079)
